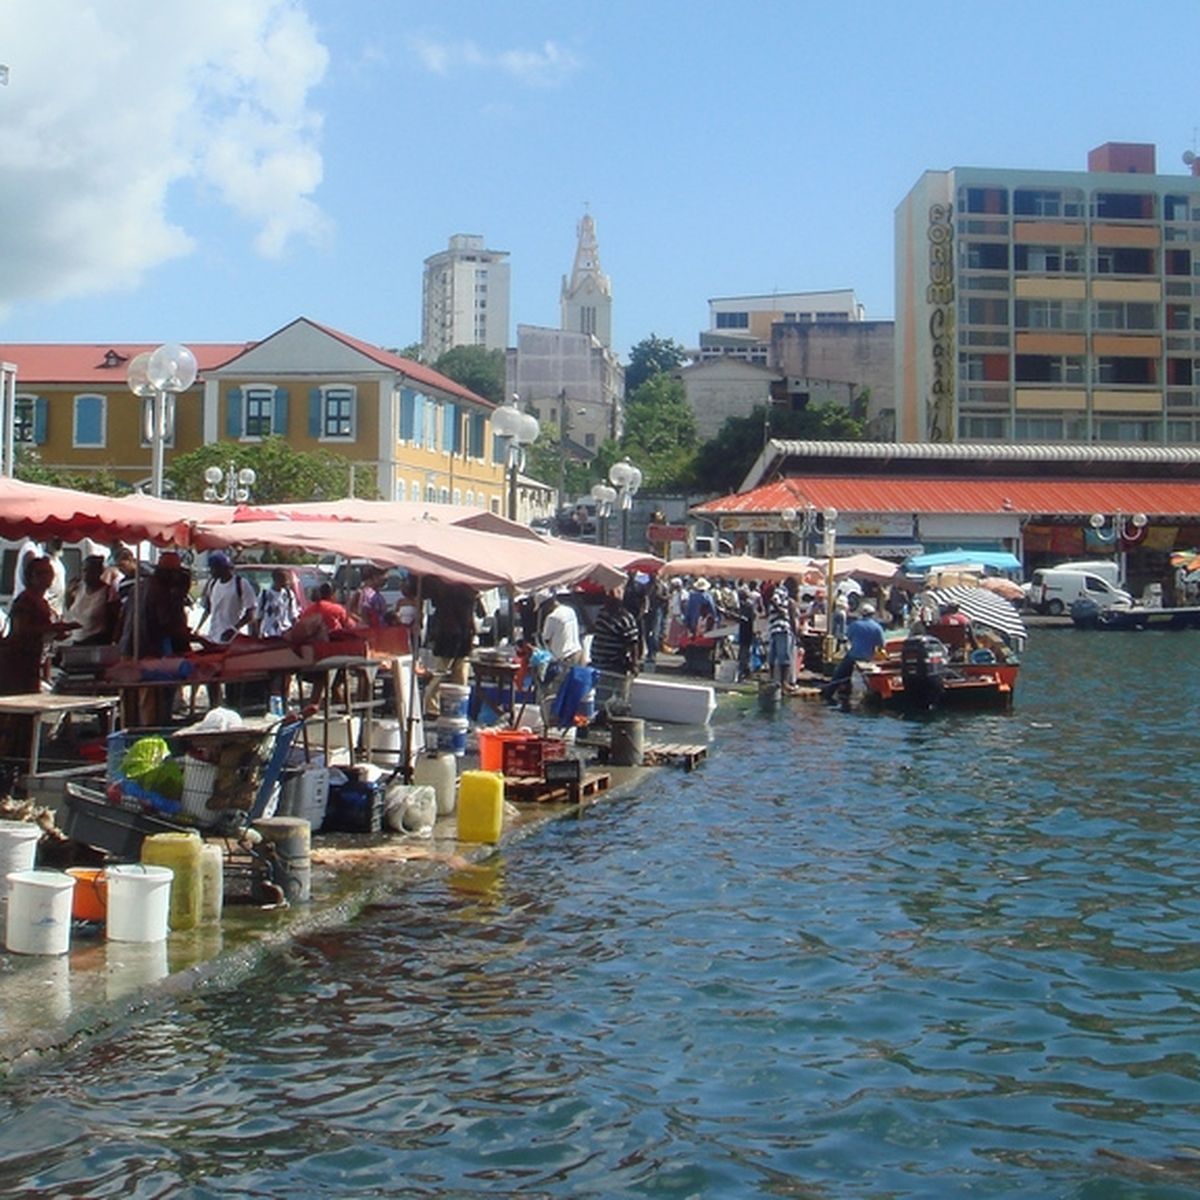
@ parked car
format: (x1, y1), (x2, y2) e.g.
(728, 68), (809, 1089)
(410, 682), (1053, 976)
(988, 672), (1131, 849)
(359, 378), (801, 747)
(235, 563), (330, 606)
(329, 560), (411, 610)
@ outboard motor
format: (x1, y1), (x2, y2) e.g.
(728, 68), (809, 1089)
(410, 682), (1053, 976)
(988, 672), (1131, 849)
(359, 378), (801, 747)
(900, 635), (949, 707)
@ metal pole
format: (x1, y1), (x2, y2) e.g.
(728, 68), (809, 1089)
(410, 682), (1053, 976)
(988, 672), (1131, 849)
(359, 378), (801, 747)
(151, 389), (166, 498)
(507, 447), (518, 522)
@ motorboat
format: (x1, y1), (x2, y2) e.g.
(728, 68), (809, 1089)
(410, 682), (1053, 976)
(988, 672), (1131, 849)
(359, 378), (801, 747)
(852, 585), (1025, 712)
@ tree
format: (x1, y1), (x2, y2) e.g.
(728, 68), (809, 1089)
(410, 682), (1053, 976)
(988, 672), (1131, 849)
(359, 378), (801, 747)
(392, 342), (425, 363)
(688, 402), (865, 495)
(624, 334), (688, 395)
(617, 373), (698, 490)
(433, 345), (506, 405)
(15, 448), (127, 495)
(165, 437), (378, 504)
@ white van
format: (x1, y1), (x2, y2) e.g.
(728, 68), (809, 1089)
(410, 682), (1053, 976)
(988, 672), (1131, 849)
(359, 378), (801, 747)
(1030, 568), (1133, 616)
(1050, 560), (1121, 587)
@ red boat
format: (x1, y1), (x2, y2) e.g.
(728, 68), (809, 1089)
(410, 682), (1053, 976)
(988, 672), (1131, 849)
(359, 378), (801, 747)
(857, 634), (1020, 711)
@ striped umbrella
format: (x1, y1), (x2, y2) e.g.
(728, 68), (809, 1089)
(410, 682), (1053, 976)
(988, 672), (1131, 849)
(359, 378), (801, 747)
(926, 586), (1027, 647)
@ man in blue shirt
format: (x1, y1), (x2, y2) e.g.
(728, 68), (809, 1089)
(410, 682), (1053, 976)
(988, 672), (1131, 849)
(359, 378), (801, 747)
(820, 602), (885, 704)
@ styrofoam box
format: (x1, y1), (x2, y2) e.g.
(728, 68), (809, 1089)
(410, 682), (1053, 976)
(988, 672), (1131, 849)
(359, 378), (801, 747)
(627, 677), (716, 725)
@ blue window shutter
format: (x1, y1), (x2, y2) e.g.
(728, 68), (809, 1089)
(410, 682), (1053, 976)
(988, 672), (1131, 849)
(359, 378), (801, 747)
(471, 413), (485, 458)
(226, 387), (243, 438)
(33, 397), (49, 445)
(443, 403), (457, 453)
(308, 387), (322, 437)
(75, 395), (102, 446)
(274, 387), (289, 435)
(399, 390), (414, 441)
(414, 395), (425, 447)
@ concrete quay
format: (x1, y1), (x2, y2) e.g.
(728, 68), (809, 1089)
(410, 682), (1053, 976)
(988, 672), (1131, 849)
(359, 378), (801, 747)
(0, 758), (662, 1079)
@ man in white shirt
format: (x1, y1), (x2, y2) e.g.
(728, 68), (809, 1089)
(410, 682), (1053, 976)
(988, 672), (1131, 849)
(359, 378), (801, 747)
(540, 592), (582, 667)
(199, 552), (255, 643)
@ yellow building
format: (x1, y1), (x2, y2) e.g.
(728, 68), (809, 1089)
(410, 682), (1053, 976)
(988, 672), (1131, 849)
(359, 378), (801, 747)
(1, 317), (509, 509)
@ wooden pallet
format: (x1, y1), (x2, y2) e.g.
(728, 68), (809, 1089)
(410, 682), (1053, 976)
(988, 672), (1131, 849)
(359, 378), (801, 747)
(504, 771), (612, 805)
(642, 743), (707, 771)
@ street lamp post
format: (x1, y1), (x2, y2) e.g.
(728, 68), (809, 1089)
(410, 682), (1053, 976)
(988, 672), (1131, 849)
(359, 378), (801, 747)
(590, 483), (616, 546)
(127, 342), (197, 498)
(821, 507), (839, 669)
(608, 456), (643, 549)
(780, 502), (823, 559)
(1088, 510), (1147, 583)
(492, 394), (540, 522)
(204, 462), (256, 505)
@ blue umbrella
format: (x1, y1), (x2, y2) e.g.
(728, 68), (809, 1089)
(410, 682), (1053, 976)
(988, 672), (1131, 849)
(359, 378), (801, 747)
(905, 549), (1022, 573)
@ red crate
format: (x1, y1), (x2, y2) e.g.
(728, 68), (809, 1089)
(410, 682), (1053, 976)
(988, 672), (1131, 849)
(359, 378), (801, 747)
(501, 736), (568, 778)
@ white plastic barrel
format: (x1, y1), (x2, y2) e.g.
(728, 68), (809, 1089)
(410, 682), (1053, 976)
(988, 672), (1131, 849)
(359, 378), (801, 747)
(0, 822), (41, 901)
(5, 870), (76, 955)
(105, 864), (174, 943)
(413, 753), (458, 816)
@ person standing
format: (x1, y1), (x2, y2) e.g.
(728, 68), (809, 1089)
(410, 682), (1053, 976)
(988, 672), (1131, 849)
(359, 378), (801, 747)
(65, 554), (118, 645)
(198, 552), (256, 644)
(540, 592), (583, 668)
(589, 589), (641, 716)
(820, 602), (885, 704)
(256, 568), (301, 639)
(0, 557), (77, 694)
(766, 584), (796, 691)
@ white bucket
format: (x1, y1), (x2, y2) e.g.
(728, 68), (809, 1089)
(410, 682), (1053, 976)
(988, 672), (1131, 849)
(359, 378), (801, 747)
(435, 716), (469, 756)
(0, 821), (41, 901)
(105, 864), (174, 943)
(438, 682), (471, 720)
(5, 870), (76, 955)
(280, 764), (330, 832)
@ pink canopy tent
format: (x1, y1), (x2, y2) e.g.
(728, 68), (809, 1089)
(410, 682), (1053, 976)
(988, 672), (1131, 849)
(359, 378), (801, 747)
(0, 477), (226, 546)
(659, 555), (825, 585)
(190, 516), (628, 592)
(831, 553), (900, 583)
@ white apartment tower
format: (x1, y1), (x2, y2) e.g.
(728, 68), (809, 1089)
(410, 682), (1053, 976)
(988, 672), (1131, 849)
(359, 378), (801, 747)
(560, 212), (612, 348)
(421, 234), (511, 363)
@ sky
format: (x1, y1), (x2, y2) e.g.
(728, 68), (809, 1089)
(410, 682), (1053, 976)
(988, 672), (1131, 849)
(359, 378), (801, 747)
(2, 0), (1199, 362)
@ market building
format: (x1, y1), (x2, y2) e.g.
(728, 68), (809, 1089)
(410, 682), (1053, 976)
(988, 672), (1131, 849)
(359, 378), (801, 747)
(692, 439), (1200, 598)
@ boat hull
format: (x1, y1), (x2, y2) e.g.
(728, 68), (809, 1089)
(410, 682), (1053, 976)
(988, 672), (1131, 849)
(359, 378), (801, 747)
(858, 659), (1019, 711)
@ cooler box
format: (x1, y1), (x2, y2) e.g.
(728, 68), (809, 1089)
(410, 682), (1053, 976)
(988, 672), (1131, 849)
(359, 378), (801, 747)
(627, 677), (716, 725)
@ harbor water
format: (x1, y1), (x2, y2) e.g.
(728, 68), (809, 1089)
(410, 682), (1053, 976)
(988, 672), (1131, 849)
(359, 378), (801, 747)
(1, 629), (1199, 1196)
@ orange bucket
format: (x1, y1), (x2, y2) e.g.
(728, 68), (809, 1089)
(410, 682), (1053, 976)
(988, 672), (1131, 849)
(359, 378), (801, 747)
(67, 867), (107, 922)
(478, 729), (534, 772)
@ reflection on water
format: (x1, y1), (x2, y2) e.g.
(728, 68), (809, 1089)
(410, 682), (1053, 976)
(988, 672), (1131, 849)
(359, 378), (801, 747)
(1, 630), (1200, 1197)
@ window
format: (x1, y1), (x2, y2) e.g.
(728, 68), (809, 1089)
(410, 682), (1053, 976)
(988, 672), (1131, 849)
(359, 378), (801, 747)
(1094, 247), (1155, 275)
(1093, 301), (1158, 331)
(964, 297), (1009, 326)
(962, 187), (1008, 214)
(1094, 417), (1157, 442)
(453, 488), (462, 505)
(959, 414), (1009, 439)
(1013, 415), (1067, 440)
(310, 385), (354, 440)
(585, 431), (596, 448)
(1014, 299), (1084, 330)
(1165, 195), (1192, 222)
(1095, 357), (1156, 385)
(227, 385), (289, 440)
(410, 481), (421, 502)
(425, 483), (437, 502)
(1015, 355), (1085, 383)
(13, 394), (43, 444)
(1013, 188), (1082, 217)
(715, 311), (750, 329)
(964, 242), (1008, 270)
(73, 394), (106, 448)
(1093, 191), (1154, 220)
(1014, 244), (1083, 274)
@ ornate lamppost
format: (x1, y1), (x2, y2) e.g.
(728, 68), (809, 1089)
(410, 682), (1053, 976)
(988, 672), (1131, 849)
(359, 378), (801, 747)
(127, 342), (197, 498)
(608, 457), (642, 549)
(492, 394), (540, 521)
(1089, 510), (1147, 583)
(590, 483), (616, 546)
(204, 462), (256, 504)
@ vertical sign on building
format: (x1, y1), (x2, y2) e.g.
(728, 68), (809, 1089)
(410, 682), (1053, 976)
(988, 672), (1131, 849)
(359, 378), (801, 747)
(926, 204), (955, 442)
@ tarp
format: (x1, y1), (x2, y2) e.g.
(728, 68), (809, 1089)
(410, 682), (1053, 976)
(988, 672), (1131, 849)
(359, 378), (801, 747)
(925, 586), (1027, 646)
(0, 477), (227, 546)
(832, 553), (900, 583)
(659, 554), (825, 585)
(189, 516), (628, 592)
(906, 549), (1022, 573)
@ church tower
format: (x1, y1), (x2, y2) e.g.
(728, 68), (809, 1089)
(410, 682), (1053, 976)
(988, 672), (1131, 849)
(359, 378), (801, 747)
(560, 211), (612, 349)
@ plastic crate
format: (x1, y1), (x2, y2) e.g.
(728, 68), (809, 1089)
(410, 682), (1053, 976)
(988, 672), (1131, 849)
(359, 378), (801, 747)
(62, 784), (187, 861)
(501, 736), (568, 779)
(324, 780), (383, 834)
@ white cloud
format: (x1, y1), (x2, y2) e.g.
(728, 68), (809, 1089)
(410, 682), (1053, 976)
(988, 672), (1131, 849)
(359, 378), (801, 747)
(410, 36), (580, 87)
(0, 0), (329, 314)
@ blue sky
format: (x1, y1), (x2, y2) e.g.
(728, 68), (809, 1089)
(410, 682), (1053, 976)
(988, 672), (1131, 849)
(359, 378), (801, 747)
(2, 0), (1198, 361)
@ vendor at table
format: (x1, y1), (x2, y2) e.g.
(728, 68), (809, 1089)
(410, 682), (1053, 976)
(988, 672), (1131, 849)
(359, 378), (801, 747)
(422, 579), (479, 718)
(0, 556), (78, 695)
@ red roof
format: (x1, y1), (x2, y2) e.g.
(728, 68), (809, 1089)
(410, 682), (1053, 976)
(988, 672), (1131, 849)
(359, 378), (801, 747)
(0, 319), (493, 409)
(0, 342), (250, 384)
(694, 476), (1200, 518)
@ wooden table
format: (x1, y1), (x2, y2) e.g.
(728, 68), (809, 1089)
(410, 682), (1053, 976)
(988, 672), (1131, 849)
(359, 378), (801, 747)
(0, 692), (121, 776)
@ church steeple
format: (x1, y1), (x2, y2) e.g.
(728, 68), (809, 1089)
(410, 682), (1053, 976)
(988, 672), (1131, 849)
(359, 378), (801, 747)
(560, 210), (612, 348)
